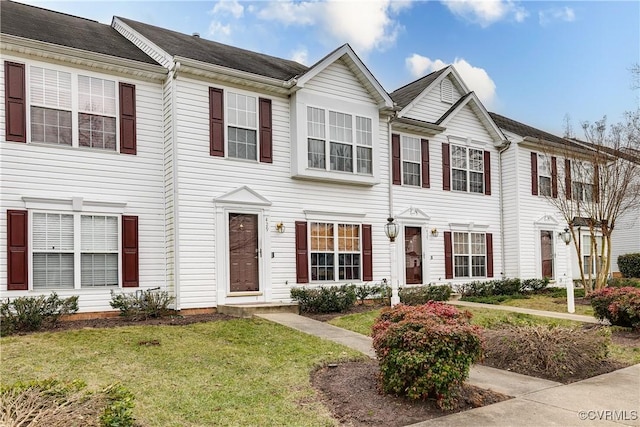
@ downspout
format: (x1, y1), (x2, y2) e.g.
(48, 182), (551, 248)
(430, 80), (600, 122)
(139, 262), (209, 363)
(498, 140), (511, 279)
(387, 115), (394, 218)
(170, 61), (181, 309)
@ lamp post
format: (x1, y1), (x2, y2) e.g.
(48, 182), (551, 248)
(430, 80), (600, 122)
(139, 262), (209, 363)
(384, 217), (400, 306)
(559, 228), (575, 314)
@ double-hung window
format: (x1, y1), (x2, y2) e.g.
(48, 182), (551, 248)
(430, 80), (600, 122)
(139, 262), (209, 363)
(451, 145), (484, 193)
(306, 107), (373, 175)
(227, 92), (258, 160)
(29, 66), (72, 145)
(402, 136), (421, 186)
(32, 212), (119, 289)
(572, 162), (595, 202)
(310, 222), (361, 281)
(453, 232), (486, 278)
(538, 154), (552, 197)
(78, 76), (117, 150)
(582, 236), (603, 276)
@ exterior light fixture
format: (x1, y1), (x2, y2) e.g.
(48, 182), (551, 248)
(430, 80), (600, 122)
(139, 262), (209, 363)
(559, 228), (572, 245)
(275, 222), (285, 233)
(384, 217), (399, 242)
(431, 228), (439, 237)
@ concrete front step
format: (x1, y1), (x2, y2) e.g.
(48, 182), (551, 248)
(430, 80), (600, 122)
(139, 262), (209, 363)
(217, 302), (299, 318)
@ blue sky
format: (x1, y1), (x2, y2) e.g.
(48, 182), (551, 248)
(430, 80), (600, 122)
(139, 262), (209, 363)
(19, 0), (640, 136)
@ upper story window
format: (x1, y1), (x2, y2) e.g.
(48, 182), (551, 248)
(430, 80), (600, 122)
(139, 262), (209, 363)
(402, 136), (421, 186)
(227, 92), (257, 160)
(538, 154), (552, 197)
(307, 106), (373, 175)
(572, 161), (595, 202)
(78, 76), (117, 150)
(451, 144), (484, 193)
(29, 67), (72, 145)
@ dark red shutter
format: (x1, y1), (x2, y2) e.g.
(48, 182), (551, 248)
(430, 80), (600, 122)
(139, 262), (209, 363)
(259, 97), (272, 163)
(421, 139), (430, 188)
(7, 210), (28, 290)
(486, 233), (494, 278)
(4, 62), (26, 143)
(593, 164), (600, 203)
(551, 156), (558, 198)
(484, 151), (491, 195)
(295, 221), (309, 284)
(122, 215), (139, 287)
(119, 83), (137, 154)
(565, 159), (572, 199)
(442, 143), (451, 191)
(531, 152), (538, 195)
(392, 134), (401, 185)
(444, 231), (453, 279)
(362, 224), (373, 281)
(209, 87), (224, 157)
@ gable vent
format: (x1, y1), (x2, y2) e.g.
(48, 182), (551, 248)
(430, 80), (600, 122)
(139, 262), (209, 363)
(441, 79), (453, 104)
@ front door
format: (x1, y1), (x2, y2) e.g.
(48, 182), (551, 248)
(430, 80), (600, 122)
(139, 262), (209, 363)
(540, 230), (554, 279)
(405, 227), (422, 284)
(229, 213), (259, 292)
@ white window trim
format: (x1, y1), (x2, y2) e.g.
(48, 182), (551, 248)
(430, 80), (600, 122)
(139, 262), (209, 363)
(225, 89), (261, 162)
(450, 143), (485, 194)
(452, 230), (487, 279)
(400, 134), (422, 187)
(25, 59), (122, 152)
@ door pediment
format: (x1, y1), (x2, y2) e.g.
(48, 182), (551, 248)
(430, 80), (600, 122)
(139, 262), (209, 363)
(214, 186), (272, 207)
(396, 206), (430, 221)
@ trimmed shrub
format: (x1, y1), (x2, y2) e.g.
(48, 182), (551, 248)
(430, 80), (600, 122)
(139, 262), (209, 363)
(399, 285), (452, 305)
(590, 287), (640, 329)
(608, 277), (640, 288)
(0, 293), (79, 336)
(109, 289), (175, 321)
(618, 253), (640, 278)
(372, 302), (483, 410)
(458, 278), (549, 299)
(0, 379), (135, 427)
(483, 325), (611, 382)
(354, 283), (386, 305)
(290, 284), (357, 313)
(461, 294), (528, 305)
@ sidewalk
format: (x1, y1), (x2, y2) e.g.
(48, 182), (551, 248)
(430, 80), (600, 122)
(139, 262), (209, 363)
(448, 300), (605, 324)
(257, 309), (639, 427)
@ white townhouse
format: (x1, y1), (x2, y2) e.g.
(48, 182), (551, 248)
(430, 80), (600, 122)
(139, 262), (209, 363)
(388, 67), (507, 287)
(490, 112), (603, 283)
(0, 1), (168, 312)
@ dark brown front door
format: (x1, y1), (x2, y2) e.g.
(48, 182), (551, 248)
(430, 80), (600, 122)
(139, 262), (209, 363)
(405, 227), (422, 284)
(229, 213), (259, 292)
(540, 230), (554, 279)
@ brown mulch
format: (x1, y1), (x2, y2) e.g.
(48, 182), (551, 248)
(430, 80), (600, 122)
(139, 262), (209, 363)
(312, 360), (510, 427)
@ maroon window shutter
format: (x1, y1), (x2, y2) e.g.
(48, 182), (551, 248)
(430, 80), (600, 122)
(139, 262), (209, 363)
(362, 224), (373, 281)
(593, 164), (600, 203)
(444, 231), (453, 279)
(295, 221), (309, 284)
(442, 143), (451, 191)
(421, 139), (430, 188)
(565, 159), (572, 199)
(122, 215), (139, 287)
(551, 156), (558, 198)
(484, 151), (491, 195)
(259, 97), (272, 163)
(486, 233), (494, 278)
(4, 62), (26, 143)
(531, 152), (538, 195)
(7, 210), (28, 290)
(392, 134), (401, 185)
(119, 83), (137, 154)
(209, 87), (224, 157)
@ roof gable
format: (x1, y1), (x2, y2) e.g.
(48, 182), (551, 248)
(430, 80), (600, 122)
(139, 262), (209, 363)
(437, 92), (505, 142)
(295, 44), (393, 109)
(1, 1), (157, 65)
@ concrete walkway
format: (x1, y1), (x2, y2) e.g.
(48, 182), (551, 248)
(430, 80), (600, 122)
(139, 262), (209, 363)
(256, 310), (639, 427)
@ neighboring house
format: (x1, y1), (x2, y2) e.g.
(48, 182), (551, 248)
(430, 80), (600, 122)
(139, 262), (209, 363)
(489, 112), (601, 283)
(388, 67), (507, 287)
(0, 1), (168, 312)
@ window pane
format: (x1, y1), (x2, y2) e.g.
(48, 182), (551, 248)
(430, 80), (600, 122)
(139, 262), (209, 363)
(403, 162), (420, 186)
(32, 213), (74, 251)
(78, 75), (116, 116)
(469, 171), (484, 193)
(308, 138), (326, 169)
(451, 145), (467, 169)
(338, 224), (359, 252)
(311, 253), (334, 281)
(30, 107), (72, 145)
(402, 136), (421, 162)
(355, 116), (372, 146)
(338, 253), (360, 280)
(472, 256), (486, 277)
(330, 142), (353, 172)
(539, 176), (552, 197)
(33, 253), (74, 289)
(30, 66), (72, 109)
(78, 113), (116, 151)
(227, 92), (256, 129)
(471, 233), (486, 254)
(469, 149), (484, 172)
(357, 147), (372, 174)
(228, 126), (257, 160)
(329, 111), (352, 143)
(452, 169), (467, 191)
(311, 223), (334, 251)
(81, 253), (118, 287)
(453, 232), (469, 255)
(454, 256), (469, 278)
(307, 107), (325, 139)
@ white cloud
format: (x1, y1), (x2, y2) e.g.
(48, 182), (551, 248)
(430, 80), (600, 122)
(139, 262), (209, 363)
(291, 48), (309, 65)
(210, 0), (244, 19)
(208, 21), (232, 38)
(256, 0), (412, 53)
(539, 7), (575, 26)
(405, 54), (497, 108)
(441, 0), (528, 27)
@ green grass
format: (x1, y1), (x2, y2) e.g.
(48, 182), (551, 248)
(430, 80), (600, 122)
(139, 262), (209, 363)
(500, 294), (594, 316)
(1, 318), (365, 426)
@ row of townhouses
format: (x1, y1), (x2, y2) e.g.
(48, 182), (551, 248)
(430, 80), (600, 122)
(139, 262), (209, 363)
(2, 1), (638, 313)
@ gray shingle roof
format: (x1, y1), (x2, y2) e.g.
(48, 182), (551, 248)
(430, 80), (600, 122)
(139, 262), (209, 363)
(0, 0), (157, 65)
(489, 112), (585, 149)
(435, 92), (473, 125)
(118, 17), (309, 81)
(389, 67), (449, 109)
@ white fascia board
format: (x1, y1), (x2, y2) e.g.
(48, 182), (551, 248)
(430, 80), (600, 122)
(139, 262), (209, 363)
(439, 92), (507, 144)
(397, 66), (452, 118)
(1, 34), (166, 82)
(112, 17), (175, 70)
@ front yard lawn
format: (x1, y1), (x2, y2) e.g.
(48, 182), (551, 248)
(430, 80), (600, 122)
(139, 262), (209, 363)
(0, 318), (364, 426)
